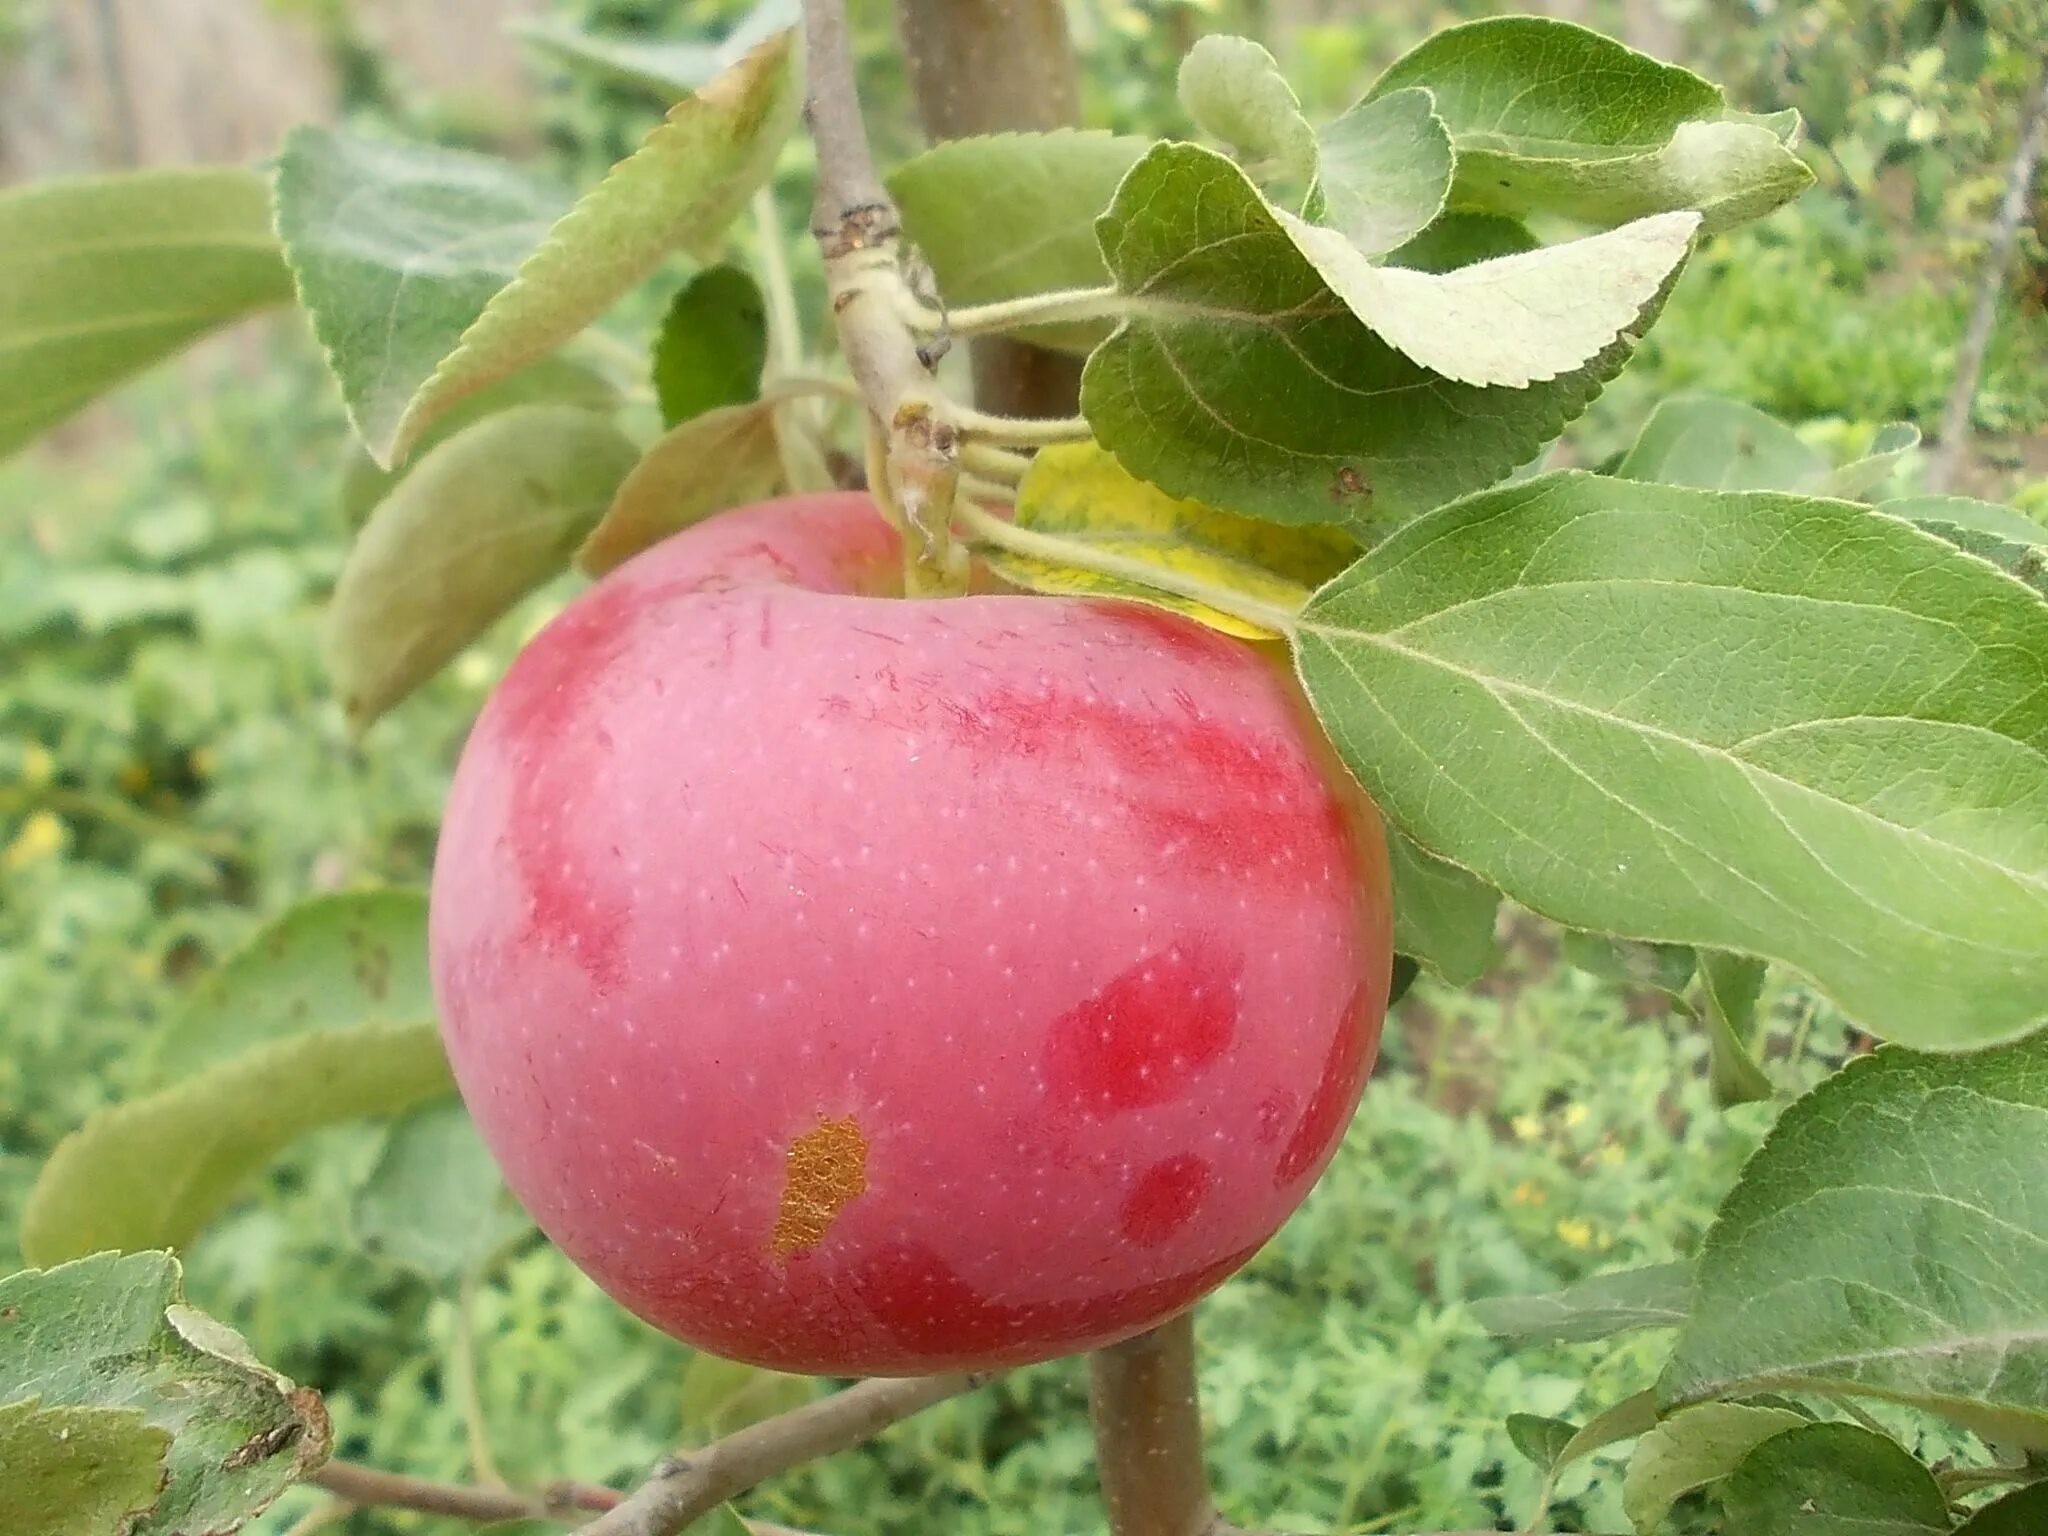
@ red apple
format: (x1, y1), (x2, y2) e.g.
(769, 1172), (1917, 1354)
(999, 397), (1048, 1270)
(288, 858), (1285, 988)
(430, 492), (1393, 1375)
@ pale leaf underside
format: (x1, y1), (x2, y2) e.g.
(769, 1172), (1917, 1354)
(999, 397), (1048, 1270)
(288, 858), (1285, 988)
(1295, 473), (2048, 1047)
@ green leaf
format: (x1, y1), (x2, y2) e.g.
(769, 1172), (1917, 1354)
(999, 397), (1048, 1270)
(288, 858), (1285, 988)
(578, 401), (785, 577)
(1084, 145), (1651, 528)
(990, 442), (1356, 640)
(1367, 16), (1812, 233)
(387, 29), (794, 461)
(1719, 1423), (1950, 1535)
(1293, 472), (2048, 1047)
(152, 890), (432, 1083)
(515, 0), (797, 98)
(1956, 1482), (2048, 1534)
(1623, 1402), (1807, 1533)
(1385, 832), (1500, 985)
(281, 32), (795, 467)
(28, 885), (444, 1261)
(889, 131), (1151, 354)
(1388, 210), (1539, 272)
(1274, 206), (1697, 388)
(1177, 35), (1318, 197)
(1885, 495), (2048, 546)
(0, 1400), (169, 1536)
(677, 1354), (814, 1439)
(1617, 394), (1829, 492)
(1561, 933), (1698, 997)
(654, 264), (766, 427)
(1697, 951), (1774, 1106)
(1315, 87), (1453, 255)
(1386, 954), (1421, 1007)
(1884, 496), (2048, 601)
(339, 355), (620, 529)
(1507, 1412), (1581, 1472)
(0, 168), (294, 459)
(1473, 1262), (1692, 1344)
(328, 404), (639, 730)
(1537, 1390), (1664, 1500)
(22, 1024), (451, 1264)
(1662, 1035), (2048, 1446)
(275, 129), (572, 466)
(1826, 423), (1920, 500)
(704, 1506), (757, 1536)
(353, 1099), (526, 1280)
(0, 1254), (329, 1534)
(1623, 399), (1921, 504)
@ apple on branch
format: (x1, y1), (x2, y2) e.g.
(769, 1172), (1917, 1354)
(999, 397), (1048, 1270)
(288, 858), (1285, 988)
(430, 493), (1394, 1375)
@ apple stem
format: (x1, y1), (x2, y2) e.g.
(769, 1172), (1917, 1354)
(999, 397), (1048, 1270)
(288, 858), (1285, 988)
(1090, 1312), (1223, 1536)
(953, 499), (1307, 636)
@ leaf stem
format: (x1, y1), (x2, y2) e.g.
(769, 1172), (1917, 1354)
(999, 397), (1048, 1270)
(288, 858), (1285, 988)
(752, 185), (805, 382)
(936, 285), (1127, 338)
(453, 1268), (504, 1488)
(753, 184), (817, 490)
(760, 375), (864, 408)
(953, 499), (1304, 635)
(953, 407), (1096, 447)
(960, 442), (1033, 484)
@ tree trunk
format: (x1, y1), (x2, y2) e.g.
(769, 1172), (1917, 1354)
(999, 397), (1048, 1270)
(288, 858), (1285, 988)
(895, 0), (1086, 417)
(1930, 63), (2048, 493)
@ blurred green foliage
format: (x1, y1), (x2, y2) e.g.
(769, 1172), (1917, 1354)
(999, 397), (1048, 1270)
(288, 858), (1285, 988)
(0, 0), (2042, 1531)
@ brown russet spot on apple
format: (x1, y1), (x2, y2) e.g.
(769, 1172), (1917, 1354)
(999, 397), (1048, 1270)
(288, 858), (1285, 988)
(772, 1115), (871, 1258)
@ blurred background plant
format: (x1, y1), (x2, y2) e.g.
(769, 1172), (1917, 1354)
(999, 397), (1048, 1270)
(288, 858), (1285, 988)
(0, 1), (2040, 1532)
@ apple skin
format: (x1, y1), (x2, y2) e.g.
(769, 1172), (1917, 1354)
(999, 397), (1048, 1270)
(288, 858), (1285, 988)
(430, 492), (1393, 1376)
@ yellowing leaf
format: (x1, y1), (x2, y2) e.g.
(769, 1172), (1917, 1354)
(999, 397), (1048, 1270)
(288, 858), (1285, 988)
(993, 444), (1355, 639)
(578, 402), (786, 576)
